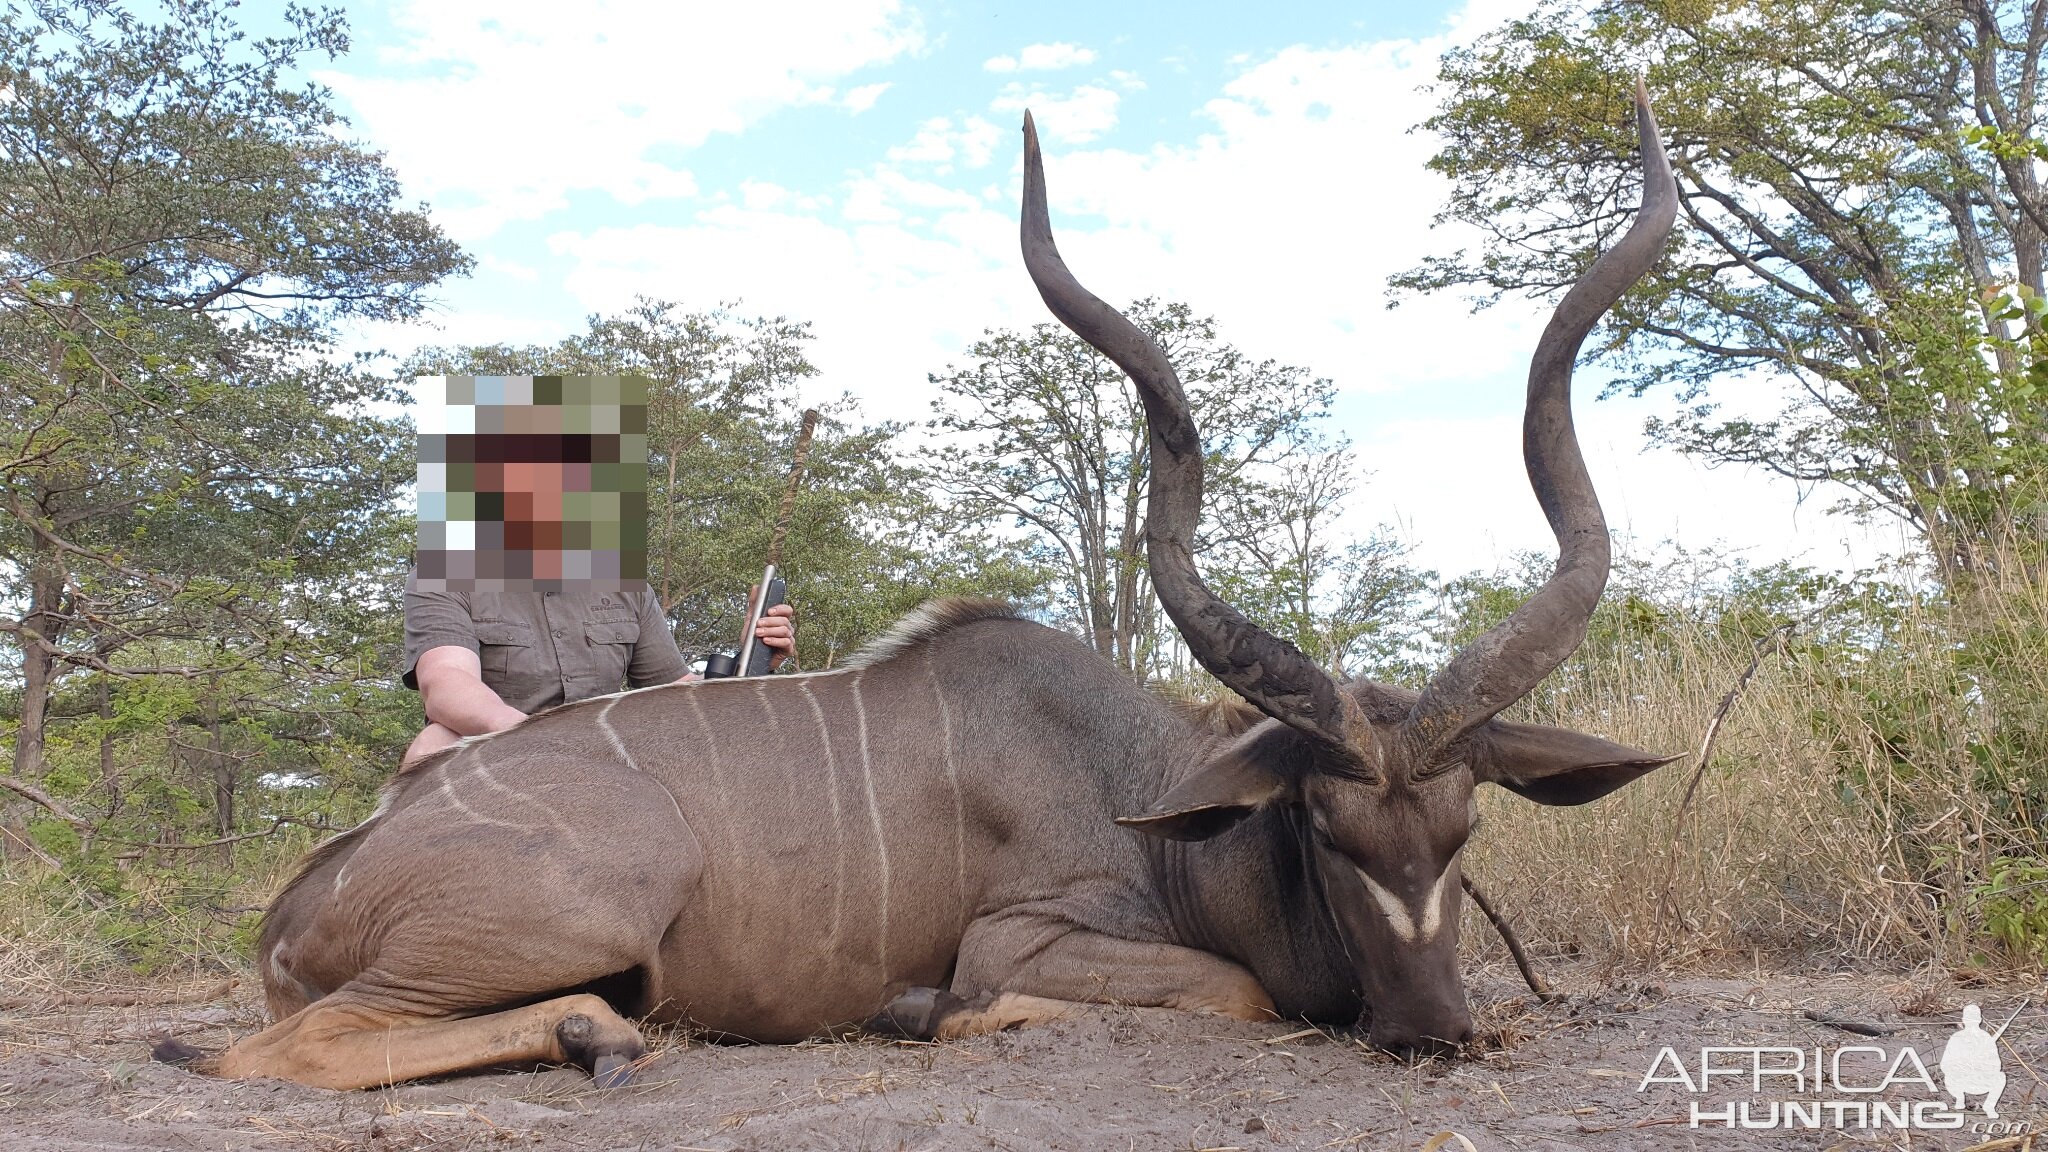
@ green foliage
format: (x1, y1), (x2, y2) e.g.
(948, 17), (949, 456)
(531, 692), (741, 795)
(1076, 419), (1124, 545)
(1404, 0), (2048, 583)
(2, 831), (320, 976)
(0, 0), (460, 897)
(1409, 2), (2048, 960)
(1975, 855), (2048, 965)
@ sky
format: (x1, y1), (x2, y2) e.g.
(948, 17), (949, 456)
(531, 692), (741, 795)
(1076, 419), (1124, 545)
(298, 0), (1917, 582)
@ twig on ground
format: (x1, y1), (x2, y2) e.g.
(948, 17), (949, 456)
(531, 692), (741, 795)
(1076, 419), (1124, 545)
(1462, 875), (1554, 1001)
(1958, 1136), (2037, 1152)
(1802, 1008), (1895, 1037)
(1576, 1116), (1693, 1133)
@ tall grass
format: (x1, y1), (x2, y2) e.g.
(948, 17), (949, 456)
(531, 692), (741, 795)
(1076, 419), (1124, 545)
(0, 832), (320, 991)
(1462, 553), (2047, 974)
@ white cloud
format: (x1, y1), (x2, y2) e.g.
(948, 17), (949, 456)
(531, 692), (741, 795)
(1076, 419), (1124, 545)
(1004, 38), (1499, 394)
(318, 0), (923, 239)
(1018, 42), (1098, 70)
(1350, 400), (1904, 579)
(476, 255), (539, 283)
(546, 194), (1038, 431)
(740, 181), (828, 212)
(990, 84), (1119, 144)
(985, 41), (1098, 73)
(887, 115), (1000, 172)
(843, 82), (892, 113)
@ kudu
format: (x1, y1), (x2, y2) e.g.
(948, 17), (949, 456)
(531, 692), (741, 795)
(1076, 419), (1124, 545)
(178, 87), (1679, 1090)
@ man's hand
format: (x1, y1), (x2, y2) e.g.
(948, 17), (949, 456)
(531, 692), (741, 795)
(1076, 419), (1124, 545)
(755, 602), (798, 669)
(666, 592), (798, 685)
(747, 583), (798, 670)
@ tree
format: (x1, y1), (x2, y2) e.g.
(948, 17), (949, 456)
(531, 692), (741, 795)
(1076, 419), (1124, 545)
(0, 0), (467, 856)
(406, 298), (1049, 670)
(1204, 448), (1434, 684)
(1399, 0), (2048, 585)
(927, 299), (1389, 679)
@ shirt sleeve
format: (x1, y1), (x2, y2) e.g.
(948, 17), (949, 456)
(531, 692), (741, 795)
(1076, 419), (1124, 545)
(626, 584), (691, 687)
(402, 572), (480, 691)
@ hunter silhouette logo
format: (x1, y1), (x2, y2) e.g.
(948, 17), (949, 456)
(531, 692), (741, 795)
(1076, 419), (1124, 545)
(1941, 1003), (2013, 1118)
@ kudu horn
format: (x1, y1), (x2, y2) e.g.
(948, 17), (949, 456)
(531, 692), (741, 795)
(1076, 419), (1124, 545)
(1019, 110), (1367, 759)
(1405, 80), (1678, 759)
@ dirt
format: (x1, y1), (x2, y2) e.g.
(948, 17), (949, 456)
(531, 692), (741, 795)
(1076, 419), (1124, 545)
(0, 965), (2040, 1151)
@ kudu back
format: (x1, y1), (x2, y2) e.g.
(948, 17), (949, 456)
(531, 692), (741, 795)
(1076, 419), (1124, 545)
(183, 87), (1680, 1090)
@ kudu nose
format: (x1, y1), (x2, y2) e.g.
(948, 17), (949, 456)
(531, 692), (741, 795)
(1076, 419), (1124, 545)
(1367, 1006), (1474, 1058)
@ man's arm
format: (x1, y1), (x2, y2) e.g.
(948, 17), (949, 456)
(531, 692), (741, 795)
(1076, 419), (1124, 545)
(415, 646), (527, 736)
(400, 576), (521, 733)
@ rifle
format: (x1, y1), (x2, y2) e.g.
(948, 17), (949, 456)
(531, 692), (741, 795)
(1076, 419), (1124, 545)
(703, 409), (818, 679)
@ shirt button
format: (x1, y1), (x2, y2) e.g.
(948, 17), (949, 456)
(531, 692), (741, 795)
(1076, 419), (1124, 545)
(553, 628), (564, 638)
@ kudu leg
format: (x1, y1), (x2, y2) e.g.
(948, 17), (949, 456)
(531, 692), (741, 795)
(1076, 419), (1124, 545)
(214, 988), (647, 1091)
(870, 988), (1086, 1039)
(876, 920), (1277, 1040)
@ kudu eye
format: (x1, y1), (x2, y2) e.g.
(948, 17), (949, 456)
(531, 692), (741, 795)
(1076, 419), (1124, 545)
(1308, 811), (1336, 847)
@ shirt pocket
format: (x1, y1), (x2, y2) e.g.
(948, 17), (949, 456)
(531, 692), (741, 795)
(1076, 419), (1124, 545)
(584, 617), (640, 687)
(584, 619), (641, 646)
(473, 620), (534, 677)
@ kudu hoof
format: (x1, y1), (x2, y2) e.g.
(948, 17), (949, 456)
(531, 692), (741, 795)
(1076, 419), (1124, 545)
(150, 1033), (207, 1067)
(866, 986), (963, 1039)
(555, 1012), (646, 1087)
(590, 1053), (636, 1088)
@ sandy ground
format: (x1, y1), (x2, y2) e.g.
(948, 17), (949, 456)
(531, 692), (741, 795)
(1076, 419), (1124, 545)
(0, 965), (2041, 1151)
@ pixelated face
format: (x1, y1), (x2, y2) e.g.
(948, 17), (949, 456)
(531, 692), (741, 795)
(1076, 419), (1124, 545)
(414, 375), (650, 592)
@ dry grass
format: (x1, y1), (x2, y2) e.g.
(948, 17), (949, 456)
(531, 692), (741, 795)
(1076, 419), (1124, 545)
(1462, 568), (2048, 976)
(0, 849), (299, 994)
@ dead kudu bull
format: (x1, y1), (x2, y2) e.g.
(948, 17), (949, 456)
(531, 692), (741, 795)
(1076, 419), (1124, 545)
(170, 89), (1679, 1090)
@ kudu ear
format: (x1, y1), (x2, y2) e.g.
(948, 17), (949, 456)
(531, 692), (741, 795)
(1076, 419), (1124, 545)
(1472, 720), (1682, 806)
(1116, 722), (1304, 841)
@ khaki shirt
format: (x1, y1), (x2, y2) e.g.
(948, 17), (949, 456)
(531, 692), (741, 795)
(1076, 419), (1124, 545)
(402, 575), (690, 714)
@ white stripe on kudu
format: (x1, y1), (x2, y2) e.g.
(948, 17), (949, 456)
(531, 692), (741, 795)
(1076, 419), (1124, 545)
(597, 697), (689, 832)
(751, 679), (780, 735)
(596, 698), (636, 770)
(850, 671), (891, 978)
(685, 690), (726, 798)
(927, 650), (969, 911)
(798, 679), (847, 956)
